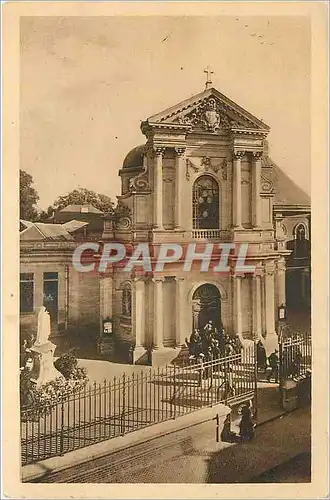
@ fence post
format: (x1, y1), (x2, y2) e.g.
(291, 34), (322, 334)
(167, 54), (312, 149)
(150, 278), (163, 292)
(120, 373), (126, 435)
(253, 342), (258, 421)
(60, 397), (65, 456)
(224, 357), (228, 405)
(279, 337), (284, 387)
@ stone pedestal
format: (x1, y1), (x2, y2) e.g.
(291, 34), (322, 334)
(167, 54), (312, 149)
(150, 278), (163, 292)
(30, 341), (63, 386)
(97, 335), (116, 357)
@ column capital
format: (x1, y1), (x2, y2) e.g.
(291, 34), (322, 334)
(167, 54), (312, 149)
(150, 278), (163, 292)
(173, 276), (185, 283)
(174, 147), (186, 157)
(153, 146), (166, 157)
(230, 271), (245, 279)
(251, 151), (263, 160)
(151, 276), (165, 283)
(277, 258), (286, 273)
(233, 150), (245, 159)
(132, 276), (148, 283)
(264, 261), (275, 276)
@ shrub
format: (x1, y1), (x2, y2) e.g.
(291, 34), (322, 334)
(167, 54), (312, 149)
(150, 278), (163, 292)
(20, 351), (89, 419)
(54, 350), (78, 379)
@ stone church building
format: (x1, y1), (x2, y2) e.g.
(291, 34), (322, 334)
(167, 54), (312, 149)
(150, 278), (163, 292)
(98, 79), (310, 365)
(20, 78), (310, 365)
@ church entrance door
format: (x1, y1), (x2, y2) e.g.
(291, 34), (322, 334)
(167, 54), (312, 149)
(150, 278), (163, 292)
(192, 284), (221, 330)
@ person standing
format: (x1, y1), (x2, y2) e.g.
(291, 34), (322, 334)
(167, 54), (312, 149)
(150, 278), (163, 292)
(267, 349), (279, 383)
(239, 403), (255, 442)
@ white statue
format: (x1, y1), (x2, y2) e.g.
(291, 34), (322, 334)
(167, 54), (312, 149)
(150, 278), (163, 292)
(31, 306), (63, 386)
(35, 306), (51, 346)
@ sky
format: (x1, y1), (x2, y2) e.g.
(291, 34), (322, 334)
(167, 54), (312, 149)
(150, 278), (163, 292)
(20, 15), (310, 210)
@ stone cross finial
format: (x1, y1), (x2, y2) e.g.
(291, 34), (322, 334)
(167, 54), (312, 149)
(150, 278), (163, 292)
(204, 65), (214, 90)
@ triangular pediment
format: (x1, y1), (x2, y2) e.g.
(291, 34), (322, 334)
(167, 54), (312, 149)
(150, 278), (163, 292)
(145, 87), (269, 133)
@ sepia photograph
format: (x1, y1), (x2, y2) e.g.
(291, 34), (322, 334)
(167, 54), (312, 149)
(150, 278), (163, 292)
(2, 1), (329, 498)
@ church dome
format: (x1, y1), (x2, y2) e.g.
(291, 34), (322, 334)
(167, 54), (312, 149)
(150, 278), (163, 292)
(123, 145), (146, 169)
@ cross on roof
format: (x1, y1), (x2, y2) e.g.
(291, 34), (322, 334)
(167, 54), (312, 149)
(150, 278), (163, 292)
(204, 65), (214, 90)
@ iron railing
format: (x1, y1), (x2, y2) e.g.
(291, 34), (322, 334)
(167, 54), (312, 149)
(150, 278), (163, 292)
(279, 332), (312, 384)
(192, 229), (231, 240)
(21, 346), (256, 466)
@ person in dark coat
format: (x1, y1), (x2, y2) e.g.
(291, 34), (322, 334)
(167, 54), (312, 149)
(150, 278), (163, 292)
(257, 340), (267, 372)
(187, 329), (202, 358)
(239, 403), (255, 442)
(221, 414), (238, 443)
(267, 349), (279, 383)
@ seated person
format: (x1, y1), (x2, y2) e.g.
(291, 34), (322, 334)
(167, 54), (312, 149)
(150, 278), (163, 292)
(221, 414), (238, 443)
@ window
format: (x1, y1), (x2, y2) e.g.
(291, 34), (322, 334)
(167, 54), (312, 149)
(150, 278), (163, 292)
(20, 273), (34, 313)
(122, 284), (132, 318)
(43, 272), (59, 323)
(294, 223), (306, 241)
(192, 175), (219, 229)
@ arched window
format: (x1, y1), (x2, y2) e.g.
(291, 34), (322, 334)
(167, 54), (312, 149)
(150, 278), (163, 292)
(192, 175), (219, 230)
(294, 223), (306, 241)
(292, 223), (309, 259)
(122, 283), (132, 318)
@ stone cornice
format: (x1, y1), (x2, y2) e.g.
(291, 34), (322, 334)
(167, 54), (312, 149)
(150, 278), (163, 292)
(231, 127), (269, 137)
(141, 120), (191, 136)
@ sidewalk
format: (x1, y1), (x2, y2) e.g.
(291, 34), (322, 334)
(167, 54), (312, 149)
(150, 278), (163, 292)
(36, 404), (310, 483)
(119, 406), (311, 484)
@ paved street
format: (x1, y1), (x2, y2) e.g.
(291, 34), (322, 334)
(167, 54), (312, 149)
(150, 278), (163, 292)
(33, 405), (310, 483)
(250, 452), (311, 483)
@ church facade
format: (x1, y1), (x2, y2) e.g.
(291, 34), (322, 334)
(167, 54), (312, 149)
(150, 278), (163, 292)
(20, 81), (310, 365)
(98, 82), (310, 365)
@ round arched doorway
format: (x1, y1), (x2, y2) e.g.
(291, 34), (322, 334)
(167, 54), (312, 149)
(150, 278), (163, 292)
(192, 284), (222, 330)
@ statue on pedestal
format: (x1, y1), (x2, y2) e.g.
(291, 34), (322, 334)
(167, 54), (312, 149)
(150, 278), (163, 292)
(30, 306), (63, 386)
(35, 306), (51, 346)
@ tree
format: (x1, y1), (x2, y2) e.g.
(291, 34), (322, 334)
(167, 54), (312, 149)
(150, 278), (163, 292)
(52, 188), (115, 214)
(37, 206), (55, 223)
(20, 170), (39, 221)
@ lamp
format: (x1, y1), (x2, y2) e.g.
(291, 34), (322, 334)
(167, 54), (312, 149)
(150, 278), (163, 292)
(278, 303), (287, 322)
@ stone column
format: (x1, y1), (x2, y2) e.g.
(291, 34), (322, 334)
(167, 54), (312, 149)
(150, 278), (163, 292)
(174, 147), (186, 229)
(132, 278), (145, 348)
(265, 261), (276, 335)
(233, 274), (243, 335)
(253, 274), (262, 340)
(233, 151), (244, 228)
(252, 151), (262, 227)
(153, 277), (164, 348)
(277, 257), (286, 307)
(174, 277), (186, 346)
(153, 146), (165, 230)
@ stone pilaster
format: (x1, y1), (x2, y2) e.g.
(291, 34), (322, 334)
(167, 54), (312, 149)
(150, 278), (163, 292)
(233, 273), (243, 335)
(174, 147), (186, 230)
(277, 257), (286, 307)
(132, 278), (145, 348)
(153, 146), (165, 230)
(253, 273), (262, 340)
(264, 261), (276, 336)
(174, 277), (186, 346)
(252, 151), (262, 227)
(152, 277), (164, 348)
(233, 151), (244, 228)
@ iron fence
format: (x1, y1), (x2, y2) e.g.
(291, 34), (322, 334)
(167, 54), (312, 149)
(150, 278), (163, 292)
(21, 345), (256, 466)
(279, 332), (312, 384)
